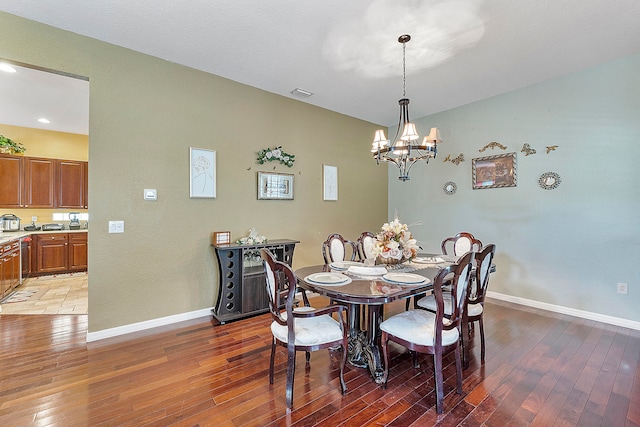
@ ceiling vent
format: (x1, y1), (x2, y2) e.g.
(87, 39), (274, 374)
(290, 88), (313, 98)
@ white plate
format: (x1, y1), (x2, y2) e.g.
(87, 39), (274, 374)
(330, 261), (362, 270)
(382, 272), (427, 285)
(305, 272), (352, 286)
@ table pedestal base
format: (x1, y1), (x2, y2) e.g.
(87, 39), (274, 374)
(347, 331), (385, 383)
(345, 303), (385, 384)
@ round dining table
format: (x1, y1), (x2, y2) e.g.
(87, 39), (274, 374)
(295, 260), (449, 384)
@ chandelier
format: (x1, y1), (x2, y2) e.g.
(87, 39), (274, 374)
(371, 34), (443, 182)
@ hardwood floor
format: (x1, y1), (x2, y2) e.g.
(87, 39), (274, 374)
(0, 298), (638, 426)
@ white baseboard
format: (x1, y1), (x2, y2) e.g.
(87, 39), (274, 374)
(86, 307), (214, 342)
(86, 291), (640, 342)
(487, 291), (640, 331)
(87, 291), (317, 342)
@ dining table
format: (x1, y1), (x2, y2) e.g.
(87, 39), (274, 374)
(295, 255), (460, 384)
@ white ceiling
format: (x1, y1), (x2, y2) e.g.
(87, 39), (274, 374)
(1, 0), (640, 136)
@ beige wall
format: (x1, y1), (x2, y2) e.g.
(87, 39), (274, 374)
(0, 12), (388, 332)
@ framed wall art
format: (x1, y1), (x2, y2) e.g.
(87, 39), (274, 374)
(257, 172), (294, 200)
(190, 147), (216, 198)
(472, 152), (517, 190)
(323, 165), (338, 201)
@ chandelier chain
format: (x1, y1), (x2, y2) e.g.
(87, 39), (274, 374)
(402, 41), (406, 98)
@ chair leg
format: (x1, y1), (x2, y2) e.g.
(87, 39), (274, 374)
(286, 345), (296, 409)
(380, 331), (390, 388)
(269, 339), (276, 384)
(479, 317), (485, 362)
(454, 346), (463, 395)
(412, 351), (420, 368)
(339, 338), (348, 395)
(305, 351), (310, 364)
(433, 351), (444, 414)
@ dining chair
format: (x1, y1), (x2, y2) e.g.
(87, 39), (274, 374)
(260, 249), (348, 409)
(464, 244), (496, 364)
(356, 231), (376, 261)
(379, 251), (473, 414)
(322, 233), (358, 264)
(441, 232), (482, 256)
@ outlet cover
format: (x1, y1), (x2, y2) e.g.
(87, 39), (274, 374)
(617, 282), (628, 295)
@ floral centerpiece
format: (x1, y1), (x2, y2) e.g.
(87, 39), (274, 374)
(236, 227), (267, 245)
(371, 218), (419, 265)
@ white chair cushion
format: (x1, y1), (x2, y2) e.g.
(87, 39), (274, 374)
(379, 309), (459, 347)
(467, 302), (483, 317)
(271, 306), (344, 346)
(416, 294), (453, 315)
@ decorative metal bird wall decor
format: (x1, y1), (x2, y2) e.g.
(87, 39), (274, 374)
(521, 143), (536, 156)
(546, 145), (559, 154)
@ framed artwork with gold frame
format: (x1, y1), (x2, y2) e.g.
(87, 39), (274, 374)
(472, 152), (517, 190)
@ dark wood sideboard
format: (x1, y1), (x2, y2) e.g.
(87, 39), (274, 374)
(211, 239), (298, 324)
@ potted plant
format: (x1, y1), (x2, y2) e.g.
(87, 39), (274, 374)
(0, 135), (26, 154)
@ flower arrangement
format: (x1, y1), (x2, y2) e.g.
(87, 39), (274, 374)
(371, 218), (419, 263)
(236, 228), (267, 245)
(257, 146), (295, 167)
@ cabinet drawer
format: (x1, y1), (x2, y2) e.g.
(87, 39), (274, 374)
(38, 234), (68, 243)
(69, 232), (88, 242)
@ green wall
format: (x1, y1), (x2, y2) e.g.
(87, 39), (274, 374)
(390, 53), (640, 323)
(0, 12), (388, 333)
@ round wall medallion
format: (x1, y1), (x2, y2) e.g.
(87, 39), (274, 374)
(539, 172), (561, 190)
(443, 181), (457, 195)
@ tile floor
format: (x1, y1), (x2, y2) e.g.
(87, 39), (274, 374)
(0, 272), (88, 315)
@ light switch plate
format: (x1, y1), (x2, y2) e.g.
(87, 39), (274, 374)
(108, 220), (124, 233)
(144, 189), (157, 201)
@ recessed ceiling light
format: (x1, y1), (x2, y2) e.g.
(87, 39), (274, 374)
(37, 118), (51, 124)
(0, 63), (17, 73)
(291, 88), (313, 98)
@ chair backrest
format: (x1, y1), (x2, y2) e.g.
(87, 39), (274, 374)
(470, 244), (496, 306)
(431, 251), (474, 337)
(260, 249), (296, 325)
(441, 232), (483, 256)
(356, 231), (376, 261)
(322, 233), (357, 264)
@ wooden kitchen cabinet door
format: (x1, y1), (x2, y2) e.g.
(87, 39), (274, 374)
(69, 233), (88, 271)
(35, 234), (68, 274)
(57, 160), (87, 209)
(0, 155), (24, 208)
(24, 157), (55, 208)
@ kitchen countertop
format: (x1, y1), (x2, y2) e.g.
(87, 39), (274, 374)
(0, 229), (88, 244)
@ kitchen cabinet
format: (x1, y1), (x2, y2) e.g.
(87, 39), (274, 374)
(68, 232), (88, 271)
(34, 233), (68, 275)
(32, 232), (88, 276)
(24, 157), (55, 208)
(0, 154), (88, 209)
(211, 239), (298, 324)
(0, 155), (24, 208)
(58, 160), (88, 209)
(1, 240), (21, 299)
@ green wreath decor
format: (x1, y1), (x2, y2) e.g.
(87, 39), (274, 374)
(257, 146), (295, 167)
